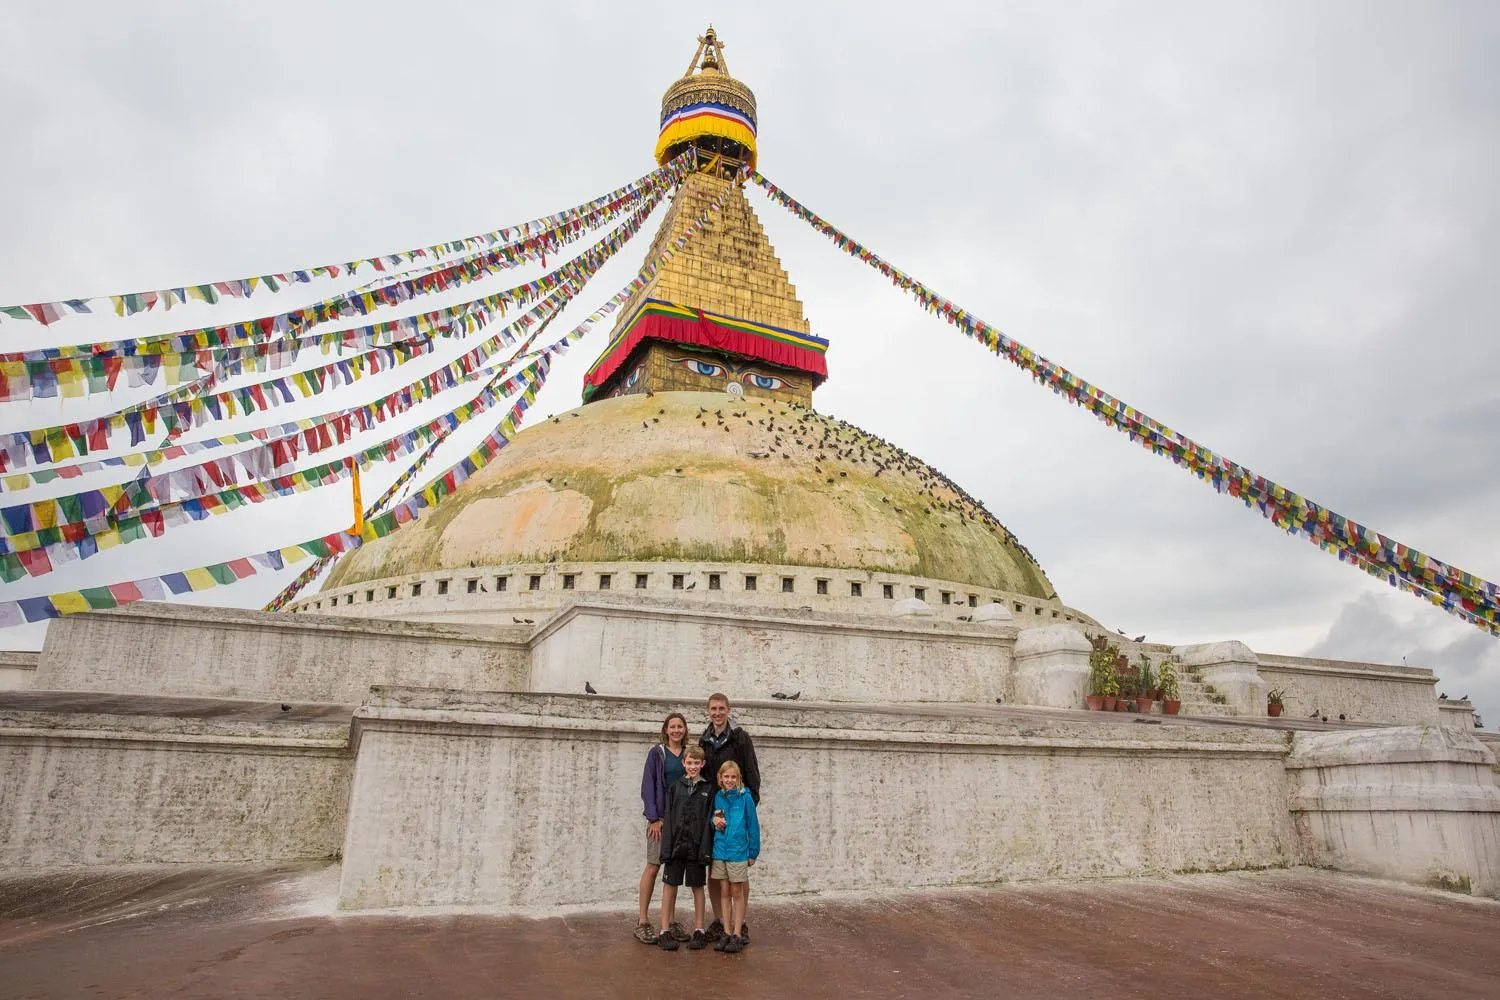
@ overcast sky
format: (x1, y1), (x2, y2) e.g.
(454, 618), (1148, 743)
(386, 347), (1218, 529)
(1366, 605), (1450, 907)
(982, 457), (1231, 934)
(1, 1), (1496, 725)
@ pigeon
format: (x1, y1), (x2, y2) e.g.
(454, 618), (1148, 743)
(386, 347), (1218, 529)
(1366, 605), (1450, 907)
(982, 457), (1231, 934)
(513, 616), (525, 624)
(1338, 714), (1346, 721)
(1460, 694), (1469, 701)
(957, 614), (973, 622)
(1115, 628), (1127, 636)
(1440, 692), (1448, 700)
(280, 703), (292, 712)
(584, 681), (597, 694)
(1309, 707), (1321, 718)
(994, 696), (1004, 704)
(771, 691), (789, 700)
(521, 618), (534, 624)
(684, 581), (696, 590)
(1133, 635), (1146, 643)
(787, 691), (800, 700)
(1321, 716), (1329, 723)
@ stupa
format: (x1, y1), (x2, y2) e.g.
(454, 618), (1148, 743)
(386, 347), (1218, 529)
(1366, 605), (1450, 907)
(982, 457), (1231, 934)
(3, 28), (1494, 924)
(308, 27), (1066, 624)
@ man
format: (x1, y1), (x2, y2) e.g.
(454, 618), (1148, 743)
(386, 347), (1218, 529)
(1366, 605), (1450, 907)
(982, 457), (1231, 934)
(700, 692), (760, 944)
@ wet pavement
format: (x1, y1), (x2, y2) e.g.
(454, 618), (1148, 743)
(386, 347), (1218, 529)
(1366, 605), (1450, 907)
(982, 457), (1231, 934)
(2, 864), (1498, 999)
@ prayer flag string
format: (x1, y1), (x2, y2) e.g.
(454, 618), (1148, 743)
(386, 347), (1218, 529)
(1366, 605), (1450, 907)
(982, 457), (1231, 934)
(751, 171), (1499, 636)
(0, 154), (694, 332)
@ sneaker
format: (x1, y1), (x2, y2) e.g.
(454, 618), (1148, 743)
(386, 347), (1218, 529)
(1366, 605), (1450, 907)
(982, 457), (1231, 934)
(687, 930), (708, 950)
(723, 934), (744, 954)
(633, 921), (658, 945)
(668, 921), (691, 942)
(739, 922), (749, 946)
(705, 919), (725, 943)
(657, 932), (680, 952)
(713, 933), (730, 952)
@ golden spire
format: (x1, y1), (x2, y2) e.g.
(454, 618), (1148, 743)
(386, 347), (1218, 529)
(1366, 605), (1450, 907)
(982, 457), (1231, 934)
(656, 26), (758, 172)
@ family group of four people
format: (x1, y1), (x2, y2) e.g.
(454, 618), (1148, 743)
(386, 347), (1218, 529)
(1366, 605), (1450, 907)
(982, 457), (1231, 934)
(636, 693), (761, 955)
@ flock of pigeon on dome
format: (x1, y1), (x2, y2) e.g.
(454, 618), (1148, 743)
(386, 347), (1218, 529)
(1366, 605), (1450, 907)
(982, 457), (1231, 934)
(0, 26), (1493, 639)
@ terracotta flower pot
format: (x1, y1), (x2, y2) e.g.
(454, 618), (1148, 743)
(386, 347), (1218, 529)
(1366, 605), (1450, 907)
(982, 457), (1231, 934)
(1086, 695), (1105, 711)
(1136, 697), (1155, 714)
(1267, 704), (1283, 717)
(1163, 700), (1182, 715)
(1102, 696), (1116, 711)
(1114, 697), (1128, 712)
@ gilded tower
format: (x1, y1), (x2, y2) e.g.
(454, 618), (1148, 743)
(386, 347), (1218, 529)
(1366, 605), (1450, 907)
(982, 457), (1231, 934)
(583, 28), (827, 407)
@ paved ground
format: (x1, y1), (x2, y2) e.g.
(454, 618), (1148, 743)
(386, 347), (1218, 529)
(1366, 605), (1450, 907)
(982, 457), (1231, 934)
(2, 864), (1498, 999)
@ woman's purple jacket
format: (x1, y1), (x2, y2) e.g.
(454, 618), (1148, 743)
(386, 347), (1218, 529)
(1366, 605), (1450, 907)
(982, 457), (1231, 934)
(641, 743), (668, 822)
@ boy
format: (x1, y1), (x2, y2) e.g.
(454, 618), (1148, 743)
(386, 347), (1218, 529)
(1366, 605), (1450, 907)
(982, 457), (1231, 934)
(710, 760), (760, 954)
(657, 745), (716, 951)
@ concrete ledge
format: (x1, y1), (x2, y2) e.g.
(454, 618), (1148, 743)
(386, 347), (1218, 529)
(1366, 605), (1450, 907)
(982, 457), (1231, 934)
(0, 650), (38, 691)
(1258, 653), (1438, 726)
(338, 689), (1295, 911)
(527, 597), (1017, 704)
(0, 715), (351, 869)
(1288, 727), (1500, 897)
(33, 603), (529, 703)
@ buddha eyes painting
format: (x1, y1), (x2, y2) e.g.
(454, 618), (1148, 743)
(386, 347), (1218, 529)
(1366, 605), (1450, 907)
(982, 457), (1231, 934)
(667, 354), (798, 392)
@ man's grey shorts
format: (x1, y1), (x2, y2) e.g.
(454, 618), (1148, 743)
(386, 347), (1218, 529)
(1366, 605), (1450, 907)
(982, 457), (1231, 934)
(646, 825), (661, 865)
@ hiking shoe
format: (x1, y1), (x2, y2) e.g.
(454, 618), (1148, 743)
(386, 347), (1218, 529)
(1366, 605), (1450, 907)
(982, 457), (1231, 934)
(739, 922), (749, 946)
(705, 919), (725, 943)
(723, 934), (744, 954)
(657, 932), (680, 951)
(668, 921), (691, 942)
(687, 930), (708, 950)
(633, 921), (658, 945)
(713, 933), (730, 952)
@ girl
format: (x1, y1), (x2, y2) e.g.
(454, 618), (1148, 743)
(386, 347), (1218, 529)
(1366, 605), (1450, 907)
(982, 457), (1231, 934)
(636, 712), (689, 944)
(710, 760), (760, 954)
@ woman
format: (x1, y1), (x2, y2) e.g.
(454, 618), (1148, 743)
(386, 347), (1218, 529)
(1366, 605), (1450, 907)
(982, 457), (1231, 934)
(635, 711), (689, 943)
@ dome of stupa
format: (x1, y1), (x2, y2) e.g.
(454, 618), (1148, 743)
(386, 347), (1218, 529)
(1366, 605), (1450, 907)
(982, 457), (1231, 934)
(324, 391), (1057, 599)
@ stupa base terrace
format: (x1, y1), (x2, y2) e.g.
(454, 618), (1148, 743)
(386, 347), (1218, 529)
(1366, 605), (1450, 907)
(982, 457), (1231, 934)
(2, 600), (1496, 912)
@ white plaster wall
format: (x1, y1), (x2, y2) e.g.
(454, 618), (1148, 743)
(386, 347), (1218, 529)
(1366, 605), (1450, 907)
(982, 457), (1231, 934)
(0, 733), (349, 867)
(338, 692), (1295, 910)
(527, 601), (1016, 703)
(1289, 727), (1500, 897)
(0, 650), (37, 691)
(1438, 700), (1477, 731)
(1259, 653), (1437, 726)
(34, 604), (529, 703)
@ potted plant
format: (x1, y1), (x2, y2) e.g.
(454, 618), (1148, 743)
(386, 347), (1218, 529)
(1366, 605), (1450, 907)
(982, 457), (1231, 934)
(1114, 654), (1132, 710)
(1087, 636), (1118, 710)
(1158, 657), (1182, 715)
(1135, 653), (1157, 713)
(1267, 688), (1285, 718)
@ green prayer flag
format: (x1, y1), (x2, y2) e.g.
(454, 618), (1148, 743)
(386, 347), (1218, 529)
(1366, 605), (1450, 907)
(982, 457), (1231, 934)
(80, 586), (118, 610)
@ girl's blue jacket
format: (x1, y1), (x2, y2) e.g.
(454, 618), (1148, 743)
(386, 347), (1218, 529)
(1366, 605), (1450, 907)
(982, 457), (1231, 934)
(711, 786), (760, 862)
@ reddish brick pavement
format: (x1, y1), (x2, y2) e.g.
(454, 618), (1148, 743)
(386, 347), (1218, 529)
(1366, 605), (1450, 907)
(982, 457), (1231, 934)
(2, 865), (1498, 999)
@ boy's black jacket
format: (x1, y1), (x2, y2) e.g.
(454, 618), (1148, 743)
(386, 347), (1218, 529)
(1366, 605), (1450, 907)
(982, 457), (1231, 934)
(661, 776), (716, 864)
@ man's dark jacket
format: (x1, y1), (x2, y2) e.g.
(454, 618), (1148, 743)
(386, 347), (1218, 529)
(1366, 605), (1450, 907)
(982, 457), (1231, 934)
(699, 720), (761, 803)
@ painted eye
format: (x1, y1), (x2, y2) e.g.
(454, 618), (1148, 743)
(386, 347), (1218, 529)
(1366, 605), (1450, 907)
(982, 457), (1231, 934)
(672, 356), (726, 378)
(624, 367), (641, 387)
(749, 373), (784, 390)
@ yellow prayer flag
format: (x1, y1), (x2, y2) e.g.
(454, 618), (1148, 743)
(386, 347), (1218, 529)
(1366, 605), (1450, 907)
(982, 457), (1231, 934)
(184, 567), (218, 591)
(52, 592), (92, 615)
